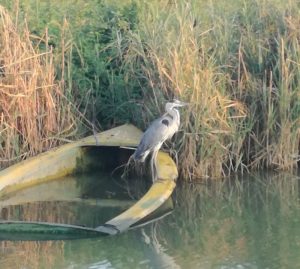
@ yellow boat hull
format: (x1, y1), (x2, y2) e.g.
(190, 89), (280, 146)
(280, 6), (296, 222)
(0, 124), (178, 237)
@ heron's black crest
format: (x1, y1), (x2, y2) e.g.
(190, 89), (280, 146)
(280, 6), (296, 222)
(162, 119), (169, 126)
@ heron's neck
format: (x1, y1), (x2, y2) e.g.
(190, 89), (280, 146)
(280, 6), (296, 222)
(166, 107), (180, 126)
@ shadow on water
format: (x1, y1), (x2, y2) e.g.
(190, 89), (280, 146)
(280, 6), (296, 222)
(0, 171), (299, 268)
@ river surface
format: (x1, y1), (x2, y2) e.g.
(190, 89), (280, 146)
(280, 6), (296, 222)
(0, 171), (299, 269)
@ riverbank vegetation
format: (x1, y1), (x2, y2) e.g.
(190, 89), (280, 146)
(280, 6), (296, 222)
(0, 0), (299, 179)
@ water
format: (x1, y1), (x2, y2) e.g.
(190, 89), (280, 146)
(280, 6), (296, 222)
(0, 171), (300, 269)
(0, 170), (150, 240)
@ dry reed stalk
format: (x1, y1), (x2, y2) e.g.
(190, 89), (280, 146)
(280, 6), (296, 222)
(120, 0), (300, 178)
(121, 2), (247, 179)
(0, 6), (77, 168)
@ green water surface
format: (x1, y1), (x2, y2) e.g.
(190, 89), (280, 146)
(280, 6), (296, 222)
(0, 171), (299, 269)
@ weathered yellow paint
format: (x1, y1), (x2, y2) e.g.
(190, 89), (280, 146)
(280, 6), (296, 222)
(0, 124), (178, 235)
(156, 151), (178, 180)
(101, 151), (178, 232)
(103, 176), (176, 231)
(0, 124), (143, 195)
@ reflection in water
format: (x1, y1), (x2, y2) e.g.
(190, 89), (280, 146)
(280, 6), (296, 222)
(155, 172), (300, 269)
(0, 171), (147, 228)
(141, 223), (181, 269)
(1, 200), (133, 228)
(0, 172), (299, 269)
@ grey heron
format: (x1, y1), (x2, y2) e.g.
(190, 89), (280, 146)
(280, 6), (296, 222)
(133, 100), (187, 180)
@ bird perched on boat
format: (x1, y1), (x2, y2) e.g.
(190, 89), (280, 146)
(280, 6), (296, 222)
(133, 99), (187, 180)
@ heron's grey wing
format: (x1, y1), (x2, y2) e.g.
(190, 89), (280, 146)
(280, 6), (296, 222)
(133, 117), (170, 161)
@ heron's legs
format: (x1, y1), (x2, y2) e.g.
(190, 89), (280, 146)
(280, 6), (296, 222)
(150, 150), (158, 182)
(150, 153), (155, 182)
(153, 150), (158, 180)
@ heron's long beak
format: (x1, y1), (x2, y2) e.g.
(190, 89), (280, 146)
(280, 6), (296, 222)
(173, 99), (188, 107)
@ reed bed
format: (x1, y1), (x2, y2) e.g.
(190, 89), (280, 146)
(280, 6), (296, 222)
(0, 6), (78, 168)
(0, 0), (299, 179)
(114, 0), (300, 179)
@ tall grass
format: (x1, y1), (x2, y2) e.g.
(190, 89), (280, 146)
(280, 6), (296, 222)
(0, 0), (299, 179)
(113, 0), (300, 179)
(0, 5), (78, 168)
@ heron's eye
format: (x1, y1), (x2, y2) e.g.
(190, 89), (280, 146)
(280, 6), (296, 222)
(162, 119), (169, 126)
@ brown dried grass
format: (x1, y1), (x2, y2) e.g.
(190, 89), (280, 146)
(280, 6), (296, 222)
(0, 6), (78, 168)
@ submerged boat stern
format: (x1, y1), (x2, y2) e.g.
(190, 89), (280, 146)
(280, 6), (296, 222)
(0, 124), (178, 239)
